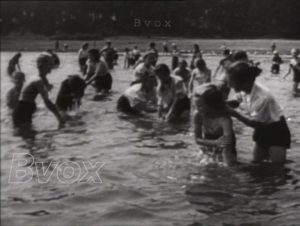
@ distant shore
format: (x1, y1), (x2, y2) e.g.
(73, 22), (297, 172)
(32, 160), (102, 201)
(1, 36), (300, 53)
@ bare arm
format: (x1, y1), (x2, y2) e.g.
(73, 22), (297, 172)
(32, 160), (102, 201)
(37, 81), (65, 126)
(283, 65), (292, 79)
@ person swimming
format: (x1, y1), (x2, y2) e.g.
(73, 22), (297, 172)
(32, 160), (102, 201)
(193, 83), (237, 166)
(12, 53), (65, 128)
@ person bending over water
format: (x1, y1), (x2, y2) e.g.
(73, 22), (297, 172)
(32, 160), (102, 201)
(12, 53), (65, 128)
(155, 64), (190, 122)
(283, 48), (300, 96)
(193, 84), (237, 166)
(6, 72), (25, 111)
(227, 61), (291, 163)
(117, 75), (157, 115)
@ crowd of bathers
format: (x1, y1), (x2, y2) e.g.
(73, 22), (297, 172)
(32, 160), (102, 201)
(6, 41), (300, 166)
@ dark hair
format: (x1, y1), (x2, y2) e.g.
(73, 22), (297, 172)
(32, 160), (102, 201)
(203, 85), (225, 109)
(223, 49), (230, 56)
(150, 42), (156, 48)
(88, 49), (100, 61)
(46, 50), (60, 67)
(68, 75), (85, 97)
(154, 64), (170, 77)
(231, 51), (248, 62)
(195, 58), (207, 70)
(227, 61), (262, 83)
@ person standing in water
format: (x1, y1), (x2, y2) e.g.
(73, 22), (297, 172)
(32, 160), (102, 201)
(155, 64), (190, 122)
(12, 53), (65, 128)
(171, 43), (180, 70)
(190, 44), (202, 70)
(283, 48), (300, 96)
(78, 42), (89, 74)
(173, 59), (191, 89)
(193, 84), (237, 166)
(271, 51), (283, 75)
(100, 41), (118, 70)
(227, 61), (291, 163)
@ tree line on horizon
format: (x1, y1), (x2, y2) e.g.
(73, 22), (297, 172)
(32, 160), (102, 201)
(1, 0), (300, 39)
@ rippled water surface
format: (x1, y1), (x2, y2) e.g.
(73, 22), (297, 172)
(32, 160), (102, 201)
(1, 52), (300, 226)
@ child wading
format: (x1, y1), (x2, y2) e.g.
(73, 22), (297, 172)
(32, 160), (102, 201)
(7, 52), (22, 78)
(12, 53), (65, 128)
(85, 49), (112, 93)
(271, 51), (283, 74)
(193, 84), (237, 166)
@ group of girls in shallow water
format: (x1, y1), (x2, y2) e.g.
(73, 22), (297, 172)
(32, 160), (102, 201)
(6, 44), (298, 166)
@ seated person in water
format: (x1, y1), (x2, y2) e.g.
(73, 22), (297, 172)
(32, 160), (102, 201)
(56, 75), (85, 113)
(155, 64), (190, 122)
(6, 72), (25, 111)
(173, 59), (191, 89)
(12, 53), (65, 128)
(117, 75), (157, 115)
(193, 84), (237, 166)
(85, 49), (112, 93)
(271, 51), (283, 74)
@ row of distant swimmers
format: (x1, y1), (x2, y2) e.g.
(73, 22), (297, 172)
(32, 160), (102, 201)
(6, 47), (300, 166)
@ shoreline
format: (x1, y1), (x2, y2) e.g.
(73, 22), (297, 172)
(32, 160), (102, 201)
(1, 36), (300, 53)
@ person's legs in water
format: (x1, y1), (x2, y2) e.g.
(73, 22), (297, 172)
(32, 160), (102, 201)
(269, 146), (286, 163)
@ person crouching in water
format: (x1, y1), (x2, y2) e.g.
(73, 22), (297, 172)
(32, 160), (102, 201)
(193, 84), (237, 166)
(227, 61), (291, 163)
(155, 64), (190, 122)
(85, 49), (112, 93)
(6, 72), (25, 111)
(12, 53), (65, 128)
(56, 75), (86, 115)
(117, 75), (157, 116)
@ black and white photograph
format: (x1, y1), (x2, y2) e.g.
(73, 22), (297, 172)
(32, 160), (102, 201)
(1, 0), (300, 225)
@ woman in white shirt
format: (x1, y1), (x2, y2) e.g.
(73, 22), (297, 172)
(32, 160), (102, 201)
(154, 64), (190, 122)
(226, 61), (291, 163)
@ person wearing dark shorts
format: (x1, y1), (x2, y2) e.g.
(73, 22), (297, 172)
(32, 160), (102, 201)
(283, 48), (300, 96)
(227, 61), (291, 163)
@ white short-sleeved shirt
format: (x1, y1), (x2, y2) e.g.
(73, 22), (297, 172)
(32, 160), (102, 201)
(157, 75), (187, 109)
(290, 58), (300, 67)
(124, 84), (146, 108)
(134, 63), (155, 81)
(237, 83), (283, 123)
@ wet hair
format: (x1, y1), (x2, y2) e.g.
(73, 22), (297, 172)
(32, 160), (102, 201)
(154, 64), (170, 77)
(37, 53), (55, 70)
(179, 59), (187, 67)
(193, 44), (200, 52)
(46, 49), (60, 67)
(194, 84), (225, 110)
(195, 58), (207, 70)
(12, 71), (25, 83)
(227, 61), (262, 84)
(88, 49), (100, 61)
(150, 42), (156, 48)
(231, 51), (248, 62)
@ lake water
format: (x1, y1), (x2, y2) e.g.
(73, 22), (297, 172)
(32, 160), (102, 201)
(1, 52), (300, 226)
